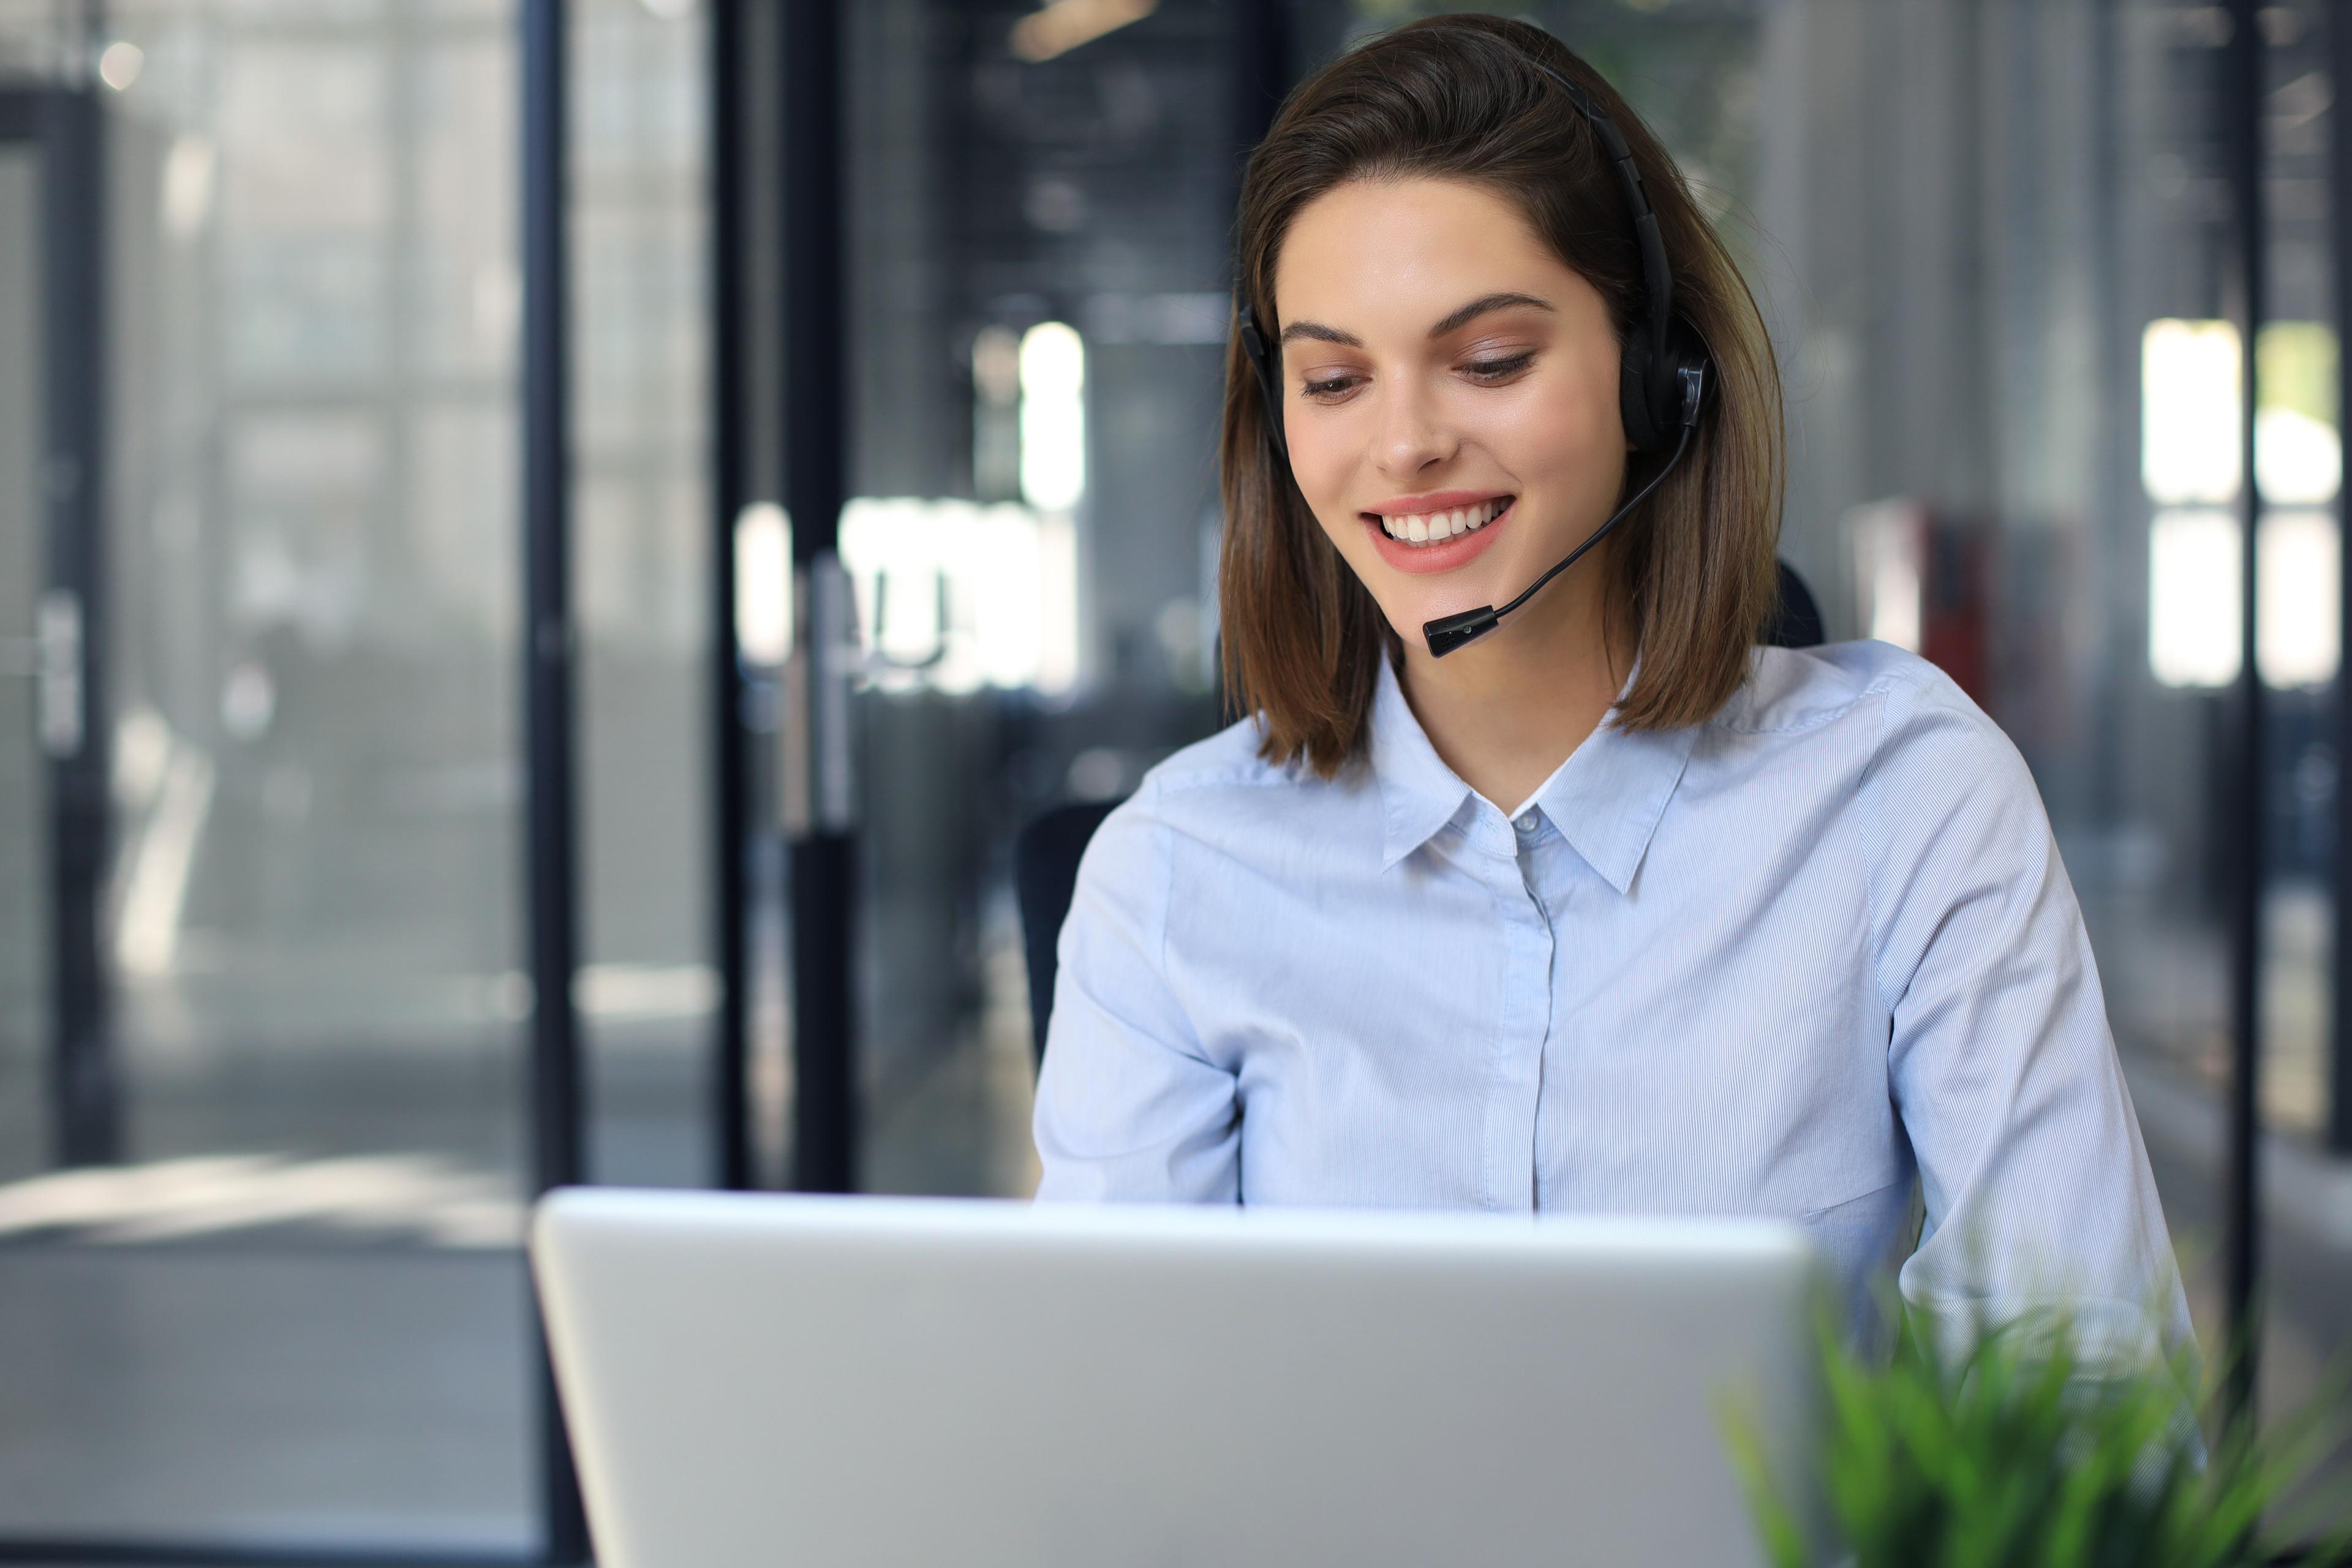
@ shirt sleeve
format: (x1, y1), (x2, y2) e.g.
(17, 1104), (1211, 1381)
(1857, 664), (2195, 1369)
(1031, 792), (1241, 1202)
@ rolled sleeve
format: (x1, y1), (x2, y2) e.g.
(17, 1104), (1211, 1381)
(1857, 667), (2193, 1365)
(1031, 793), (1240, 1203)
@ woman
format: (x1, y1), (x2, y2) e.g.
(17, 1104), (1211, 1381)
(1032, 15), (2188, 1351)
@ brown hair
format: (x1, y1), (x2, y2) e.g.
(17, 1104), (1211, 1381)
(1218, 13), (1784, 777)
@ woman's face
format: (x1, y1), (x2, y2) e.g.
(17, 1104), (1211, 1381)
(1269, 176), (1630, 652)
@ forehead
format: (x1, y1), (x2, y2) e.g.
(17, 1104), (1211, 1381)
(1272, 176), (1574, 327)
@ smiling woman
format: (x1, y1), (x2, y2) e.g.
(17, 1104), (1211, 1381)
(1031, 13), (2192, 1373)
(1221, 17), (1781, 788)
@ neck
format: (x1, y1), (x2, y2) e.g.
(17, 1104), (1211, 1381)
(1395, 559), (1632, 814)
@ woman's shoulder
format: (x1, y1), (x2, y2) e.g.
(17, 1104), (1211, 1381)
(1717, 639), (1984, 737)
(1126, 712), (1290, 799)
(1717, 639), (2040, 816)
(1741, 637), (2052, 859)
(1122, 713), (1365, 809)
(1088, 712), (1373, 866)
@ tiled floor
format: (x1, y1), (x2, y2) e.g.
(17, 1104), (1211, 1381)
(0, 1006), (1042, 1558)
(0, 1242), (537, 1551)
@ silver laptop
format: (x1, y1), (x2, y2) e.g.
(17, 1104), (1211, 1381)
(532, 1189), (1823, 1568)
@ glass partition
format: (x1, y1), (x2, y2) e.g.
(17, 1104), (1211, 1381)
(573, 0), (714, 1189)
(0, 2), (536, 1550)
(840, 0), (1245, 1198)
(1743, 0), (2350, 1520)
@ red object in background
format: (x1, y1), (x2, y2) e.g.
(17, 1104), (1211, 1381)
(1920, 523), (1992, 706)
(1847, 498), (1993, 708)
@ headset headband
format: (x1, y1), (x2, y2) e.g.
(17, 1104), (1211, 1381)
(1517, 58), (1675, 374)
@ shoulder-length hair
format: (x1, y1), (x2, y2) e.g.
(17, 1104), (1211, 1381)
(1219, 13), (1784, 777)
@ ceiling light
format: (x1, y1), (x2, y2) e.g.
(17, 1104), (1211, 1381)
(1011, 0), (1157, 64)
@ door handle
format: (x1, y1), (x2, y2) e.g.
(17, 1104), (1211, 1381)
(36, 589), (81, 759)
(780, 552), (858, 835)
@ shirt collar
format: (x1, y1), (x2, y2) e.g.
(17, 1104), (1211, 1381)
(1368, 653), (1476, 870)
(1365, 652), (1700, 893)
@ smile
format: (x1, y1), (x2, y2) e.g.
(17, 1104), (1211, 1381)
(1373, 496), (1511, 546)
(1360, 496), (1516, 575)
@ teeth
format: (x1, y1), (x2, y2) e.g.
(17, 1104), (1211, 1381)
(1378, 499), (1510, 546)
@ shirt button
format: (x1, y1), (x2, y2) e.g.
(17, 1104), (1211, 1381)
(1515, 812), (1539, 833)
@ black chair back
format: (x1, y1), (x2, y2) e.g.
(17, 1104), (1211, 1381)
(1014, 560), (1828, 1064)
(1014, 797), (1123, 1065)
(1764, 559), (1825, 652)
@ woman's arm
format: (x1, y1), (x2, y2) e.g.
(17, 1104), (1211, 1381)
(1858, 665), (2194, 1365)
(1031, 794), (1241, 1202)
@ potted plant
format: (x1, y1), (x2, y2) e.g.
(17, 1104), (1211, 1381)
(1728, 1305), (2350, 1567)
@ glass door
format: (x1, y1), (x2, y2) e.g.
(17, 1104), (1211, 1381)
(0, 59), (540, 1553)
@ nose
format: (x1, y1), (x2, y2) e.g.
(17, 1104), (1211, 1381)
(1373, 372), (1458, 480)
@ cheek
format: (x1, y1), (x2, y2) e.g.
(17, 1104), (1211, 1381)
(1476, 375), (1620, 476)
(1286, 424), (1373, 554)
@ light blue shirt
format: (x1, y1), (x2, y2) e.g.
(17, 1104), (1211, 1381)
(1033, 641), (2192, 1351)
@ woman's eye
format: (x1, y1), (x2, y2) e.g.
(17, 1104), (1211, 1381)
(1297, 354), (1530, 399)
(1463, 352), (1535, 382)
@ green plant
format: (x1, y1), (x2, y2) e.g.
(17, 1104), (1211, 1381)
(1726, 1306), (2351, 1568)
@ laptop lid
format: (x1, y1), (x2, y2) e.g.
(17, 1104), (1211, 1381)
(533, 1189), (1823, 1568)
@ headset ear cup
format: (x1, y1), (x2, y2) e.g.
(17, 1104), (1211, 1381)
(1623, 322), (1712, 453)
(1658, 325), (1711, 437)
(1619, 330), (1664, 451)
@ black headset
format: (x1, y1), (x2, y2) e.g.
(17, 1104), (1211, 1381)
(1236, 40), (1711, 657)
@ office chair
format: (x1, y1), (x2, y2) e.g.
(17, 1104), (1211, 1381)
(1015, 560), (1827, 1065)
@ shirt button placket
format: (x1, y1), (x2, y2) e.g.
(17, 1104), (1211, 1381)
(1483, 812), (1553, 1212)
(1515, 829), (1556, 1210)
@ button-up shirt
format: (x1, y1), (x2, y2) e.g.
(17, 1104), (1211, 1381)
(1032, 642), (2190, 1350)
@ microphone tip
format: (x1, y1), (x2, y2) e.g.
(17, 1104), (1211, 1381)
(1423, 606), (1500, 658)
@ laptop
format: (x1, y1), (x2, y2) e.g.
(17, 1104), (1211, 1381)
(532, 1189), (1824, 1567)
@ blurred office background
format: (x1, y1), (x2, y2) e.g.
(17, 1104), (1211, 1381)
(0, 0), (2343, 1560)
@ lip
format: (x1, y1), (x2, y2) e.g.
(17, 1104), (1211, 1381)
(1365, 488), (1512, 518)
(1363, 497), (1515, 576)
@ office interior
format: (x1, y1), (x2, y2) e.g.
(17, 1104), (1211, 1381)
(0, 0), (2345, 1561)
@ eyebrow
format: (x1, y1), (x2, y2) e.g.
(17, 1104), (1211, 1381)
(1277, 290), (1556, 349)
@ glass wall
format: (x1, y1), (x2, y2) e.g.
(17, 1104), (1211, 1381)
(0, 0), (715, 1551)
(573, 0), (712, 1189)
(1747, 0), (2350, 1520)
(840, 0), (1242, 1197)
(0, 0), (539, 1549)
